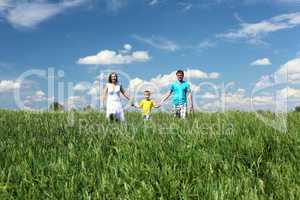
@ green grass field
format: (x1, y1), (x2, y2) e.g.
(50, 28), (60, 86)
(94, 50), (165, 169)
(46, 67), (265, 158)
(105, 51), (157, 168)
(0, 110), (299, 199)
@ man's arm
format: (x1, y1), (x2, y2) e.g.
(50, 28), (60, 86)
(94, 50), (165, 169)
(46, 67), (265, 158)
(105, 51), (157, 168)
(160, 90), (172, 105)
(188, 92), (194, 111)
(153, 100), (160, 108)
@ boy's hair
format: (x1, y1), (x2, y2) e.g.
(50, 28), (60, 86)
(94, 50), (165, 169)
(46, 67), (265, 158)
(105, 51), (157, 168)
(176, 70), (184, 75)
(144, 90), (151, 94)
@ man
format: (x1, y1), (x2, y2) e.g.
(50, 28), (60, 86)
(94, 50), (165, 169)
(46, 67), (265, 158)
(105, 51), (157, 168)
(160, 70), (194, 118)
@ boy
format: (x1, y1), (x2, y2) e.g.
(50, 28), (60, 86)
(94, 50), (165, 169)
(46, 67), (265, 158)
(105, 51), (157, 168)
(160, 70), (193, 119)
(132, 90), (160, 120)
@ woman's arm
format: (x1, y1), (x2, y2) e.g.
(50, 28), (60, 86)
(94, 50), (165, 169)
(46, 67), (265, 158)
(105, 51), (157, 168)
(102, 85), (108, 103)
(120, 85), (130, 100)
(131, 103), (139, 108)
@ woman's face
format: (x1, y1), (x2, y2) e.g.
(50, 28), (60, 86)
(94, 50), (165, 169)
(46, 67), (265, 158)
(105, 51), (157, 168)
(111, 74), (117, 83)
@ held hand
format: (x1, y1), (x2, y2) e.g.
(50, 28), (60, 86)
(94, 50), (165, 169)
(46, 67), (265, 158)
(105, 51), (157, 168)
(130, 101), (136, 107)
(159, 101), (164, 106)
(129, 98), (134, 105)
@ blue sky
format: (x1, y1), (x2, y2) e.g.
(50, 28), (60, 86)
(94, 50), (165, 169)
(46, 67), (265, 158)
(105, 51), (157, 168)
(0, 0), (300, 111)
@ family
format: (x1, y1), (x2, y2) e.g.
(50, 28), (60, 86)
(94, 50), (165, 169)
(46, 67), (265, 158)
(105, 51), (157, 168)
(103, 70), (194, 122)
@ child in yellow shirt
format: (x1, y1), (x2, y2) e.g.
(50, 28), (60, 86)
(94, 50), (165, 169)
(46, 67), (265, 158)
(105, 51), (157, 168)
(132, 90), (160, 120)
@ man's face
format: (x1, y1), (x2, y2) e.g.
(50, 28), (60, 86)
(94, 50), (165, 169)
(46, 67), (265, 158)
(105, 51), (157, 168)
(176, 72), (184, 82)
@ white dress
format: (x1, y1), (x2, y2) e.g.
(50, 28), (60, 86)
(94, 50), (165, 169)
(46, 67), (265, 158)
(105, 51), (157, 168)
(106, 83), (125, 121)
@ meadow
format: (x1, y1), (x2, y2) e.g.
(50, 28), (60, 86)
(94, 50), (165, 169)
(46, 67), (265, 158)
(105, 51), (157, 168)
(0, 110), (299, 199)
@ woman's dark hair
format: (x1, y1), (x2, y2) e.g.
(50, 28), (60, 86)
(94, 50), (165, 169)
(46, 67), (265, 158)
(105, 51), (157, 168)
(108, 72), (118, 83)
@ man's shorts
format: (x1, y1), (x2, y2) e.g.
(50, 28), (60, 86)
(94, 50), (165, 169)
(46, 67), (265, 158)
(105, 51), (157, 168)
(173, 104), (187, 119)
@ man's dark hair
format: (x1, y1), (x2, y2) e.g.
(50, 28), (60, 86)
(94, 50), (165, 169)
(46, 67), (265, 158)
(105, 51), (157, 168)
(176, 70), (184, 75)
(144, 90), (151, 94)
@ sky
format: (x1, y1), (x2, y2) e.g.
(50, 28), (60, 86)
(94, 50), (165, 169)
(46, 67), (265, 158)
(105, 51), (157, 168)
(0, 0), (300, 111)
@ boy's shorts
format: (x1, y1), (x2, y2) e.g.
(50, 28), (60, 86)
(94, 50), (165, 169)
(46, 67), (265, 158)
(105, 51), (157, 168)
(173, 104), (187, 119)
(143, 115), (151, 121)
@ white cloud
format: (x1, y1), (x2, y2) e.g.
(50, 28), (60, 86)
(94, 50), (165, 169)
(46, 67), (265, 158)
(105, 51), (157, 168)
(190, 83), (200, 92)
(186, 69), (220, 79)
(129, 69), (220, 94)
(221, 87), (279, 111)
(275, 57), (300, 83)
(24, 90), (48, 105)
(73, 82), (91, 92)
(254, 75), (273, 89)
(105, 0), (127, 11)
(149, 69), (219, 88)
(132, 51), (150, 61)
(66, 95), (86, 109)
(77, 45), (151, 65)
(217, 12), (300, 43)
(252, 57), (300, 111)
(198, 39), (216, 49)
(35, 90), (45, 97)
(200, 86), (278, 112)
(278, 87), (300, 98)
(129, 78), (144, 90)
(275, 0), (299, 2)
(148, 0), (159, 6)
(88, 86), (98, 96)
(0, 0), (10, 11)
(202, 92), (218, 99)
(177, 2), (193, 12)
(32, 90), (47, 102)
(251, 58), (272, 66)
(133, 35), (179, 52)
(0, 80), (20, 92)
(0, 0), (86, 28)
(123, 44), (132, 51)
(88, 80), (100, 96)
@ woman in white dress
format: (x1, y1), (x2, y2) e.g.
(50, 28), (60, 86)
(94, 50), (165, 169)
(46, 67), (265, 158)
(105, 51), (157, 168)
(103, 72), (130, 122)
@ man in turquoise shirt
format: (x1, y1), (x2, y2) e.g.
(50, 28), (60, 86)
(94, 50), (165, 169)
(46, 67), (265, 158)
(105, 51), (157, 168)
(160, 70), (194, 118)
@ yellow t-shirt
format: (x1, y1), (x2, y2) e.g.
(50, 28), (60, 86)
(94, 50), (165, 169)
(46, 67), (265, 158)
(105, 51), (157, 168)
(139, 99), (156, 115)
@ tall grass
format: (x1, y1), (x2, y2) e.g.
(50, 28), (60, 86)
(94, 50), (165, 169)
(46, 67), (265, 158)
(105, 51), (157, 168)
(0, 110), (299, 199)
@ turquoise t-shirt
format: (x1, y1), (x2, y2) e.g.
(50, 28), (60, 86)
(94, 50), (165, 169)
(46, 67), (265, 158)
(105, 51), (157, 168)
(170, 80), (191, 106)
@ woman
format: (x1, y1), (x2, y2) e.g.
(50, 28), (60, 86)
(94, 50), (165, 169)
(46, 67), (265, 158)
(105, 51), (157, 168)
(103, 72), (130, 122)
